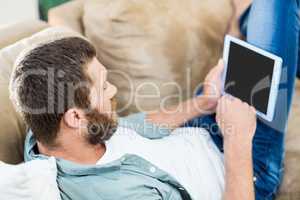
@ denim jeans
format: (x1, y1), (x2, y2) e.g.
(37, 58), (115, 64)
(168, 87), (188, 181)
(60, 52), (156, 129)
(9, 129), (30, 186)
(184, 0), (300, 199)
(240, 1), (300, 80)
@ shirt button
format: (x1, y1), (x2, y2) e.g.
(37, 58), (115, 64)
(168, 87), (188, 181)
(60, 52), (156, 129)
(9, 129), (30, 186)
(253, 176), (257, 182)
(149, 166), (156, 173)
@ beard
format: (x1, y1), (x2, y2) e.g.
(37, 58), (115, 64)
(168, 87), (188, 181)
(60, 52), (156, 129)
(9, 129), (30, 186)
(110, 97), (118, 121)
(84, 99), (118, 145)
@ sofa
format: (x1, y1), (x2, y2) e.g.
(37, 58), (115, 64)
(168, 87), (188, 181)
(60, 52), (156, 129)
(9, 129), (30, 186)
(0, 0), (299, 199)
(0, 20), (49, 164)
(48, 0), (234, 116)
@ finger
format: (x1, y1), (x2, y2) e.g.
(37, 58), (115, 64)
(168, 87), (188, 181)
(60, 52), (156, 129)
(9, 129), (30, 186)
(225, 95), (237, 107)
(243, 102), (250, 107)
(250, 106), (256, 114)
(217, 59), (224, 67)
(225, 94), (235, 101)
(209, 83), (219, 97)
(217, 96), (226, 115)
(216, 59), (225, 72)
(232, 95), (241, 102)
(205, 67), (217, 81)
(222, 95), (231, 113)
(215, 107), (224, 129)
(216, 97), (222, 114)
(232, 97), (244, 106)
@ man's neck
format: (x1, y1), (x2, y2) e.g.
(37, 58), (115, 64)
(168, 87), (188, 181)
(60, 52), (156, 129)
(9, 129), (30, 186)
(37, 132), (106, 165)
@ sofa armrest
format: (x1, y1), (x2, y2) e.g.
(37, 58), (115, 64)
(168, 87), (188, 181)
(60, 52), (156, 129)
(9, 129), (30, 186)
(0, 20), (48, 50)
(48, 0), (85, 34)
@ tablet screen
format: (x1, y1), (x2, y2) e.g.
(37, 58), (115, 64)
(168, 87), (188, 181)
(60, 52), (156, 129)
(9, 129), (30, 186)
(225, 41), (275, 114)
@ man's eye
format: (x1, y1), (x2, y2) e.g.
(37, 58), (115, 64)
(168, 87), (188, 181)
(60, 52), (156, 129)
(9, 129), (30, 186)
(104, 82), (108, 90)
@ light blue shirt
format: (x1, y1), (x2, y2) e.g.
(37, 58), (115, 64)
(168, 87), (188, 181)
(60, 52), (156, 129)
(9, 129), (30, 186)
(24, 113), (192, 200)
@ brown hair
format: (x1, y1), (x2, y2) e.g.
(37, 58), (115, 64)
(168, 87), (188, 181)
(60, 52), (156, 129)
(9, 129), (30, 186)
(10, 37), (96, 147)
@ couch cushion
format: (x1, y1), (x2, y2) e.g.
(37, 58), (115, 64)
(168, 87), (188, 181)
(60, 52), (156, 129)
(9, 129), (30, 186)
(0, 20), (48, 50)
(82, 0), (233, 115)
(48, 0), (85, 34)
(0, 27), (80, 164)
(277, 80), (300, 199)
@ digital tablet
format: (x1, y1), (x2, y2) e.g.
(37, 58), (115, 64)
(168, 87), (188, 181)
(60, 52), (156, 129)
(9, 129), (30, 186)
(222, 35), (282, 122)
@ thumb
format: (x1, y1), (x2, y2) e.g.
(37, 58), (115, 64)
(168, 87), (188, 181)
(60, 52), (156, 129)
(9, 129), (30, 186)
(216, 59), (225, 72)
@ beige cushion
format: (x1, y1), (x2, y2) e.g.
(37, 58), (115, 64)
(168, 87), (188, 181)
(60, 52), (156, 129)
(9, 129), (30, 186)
(0, 27), (80, 164)
(48, 0), (85, 34)
(82, 0), (233, 115)
(277, 81), (300, 199)
(0, 20), (48, 50)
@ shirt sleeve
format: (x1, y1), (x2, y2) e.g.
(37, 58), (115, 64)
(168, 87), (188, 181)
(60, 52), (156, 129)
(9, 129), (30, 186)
(118, 112), (171, 139)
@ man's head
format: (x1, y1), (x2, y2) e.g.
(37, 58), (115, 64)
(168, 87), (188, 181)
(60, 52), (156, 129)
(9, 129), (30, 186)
(10, 37), (118, 148)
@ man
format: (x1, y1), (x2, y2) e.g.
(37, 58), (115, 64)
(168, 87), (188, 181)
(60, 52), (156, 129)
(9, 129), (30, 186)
(10, 37), (256, 200)
(9, 0), (299, 200)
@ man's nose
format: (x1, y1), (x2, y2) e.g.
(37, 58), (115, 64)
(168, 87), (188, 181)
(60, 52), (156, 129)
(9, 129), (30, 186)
(108, 82), (118, 97)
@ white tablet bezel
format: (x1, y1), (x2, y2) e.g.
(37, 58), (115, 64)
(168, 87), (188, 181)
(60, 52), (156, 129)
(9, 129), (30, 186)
(222, 35), (282, 122)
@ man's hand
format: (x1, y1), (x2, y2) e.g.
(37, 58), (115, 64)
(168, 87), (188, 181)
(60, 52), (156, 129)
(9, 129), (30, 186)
(202, 59), (224, 113)
(216, 95), (257, 148)
(216, 95), (256, 200)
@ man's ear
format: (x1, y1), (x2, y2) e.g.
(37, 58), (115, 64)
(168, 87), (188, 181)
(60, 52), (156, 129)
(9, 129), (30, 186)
(63, 108), (86, 129)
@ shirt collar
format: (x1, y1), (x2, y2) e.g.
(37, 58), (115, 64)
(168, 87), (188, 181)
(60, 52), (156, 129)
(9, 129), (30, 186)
(24, 130), (122, 177)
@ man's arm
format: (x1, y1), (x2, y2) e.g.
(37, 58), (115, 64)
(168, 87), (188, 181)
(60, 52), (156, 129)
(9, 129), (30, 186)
(147, 59), (256, 199)
(216, 95), (256, 200)
(147, 60), (224, 129)
(146, 96), (214, 129)
(223, 140), (254, 200)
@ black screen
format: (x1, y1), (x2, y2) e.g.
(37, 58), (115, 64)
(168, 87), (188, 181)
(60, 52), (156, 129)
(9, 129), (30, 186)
(225, 42), (275, 114)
